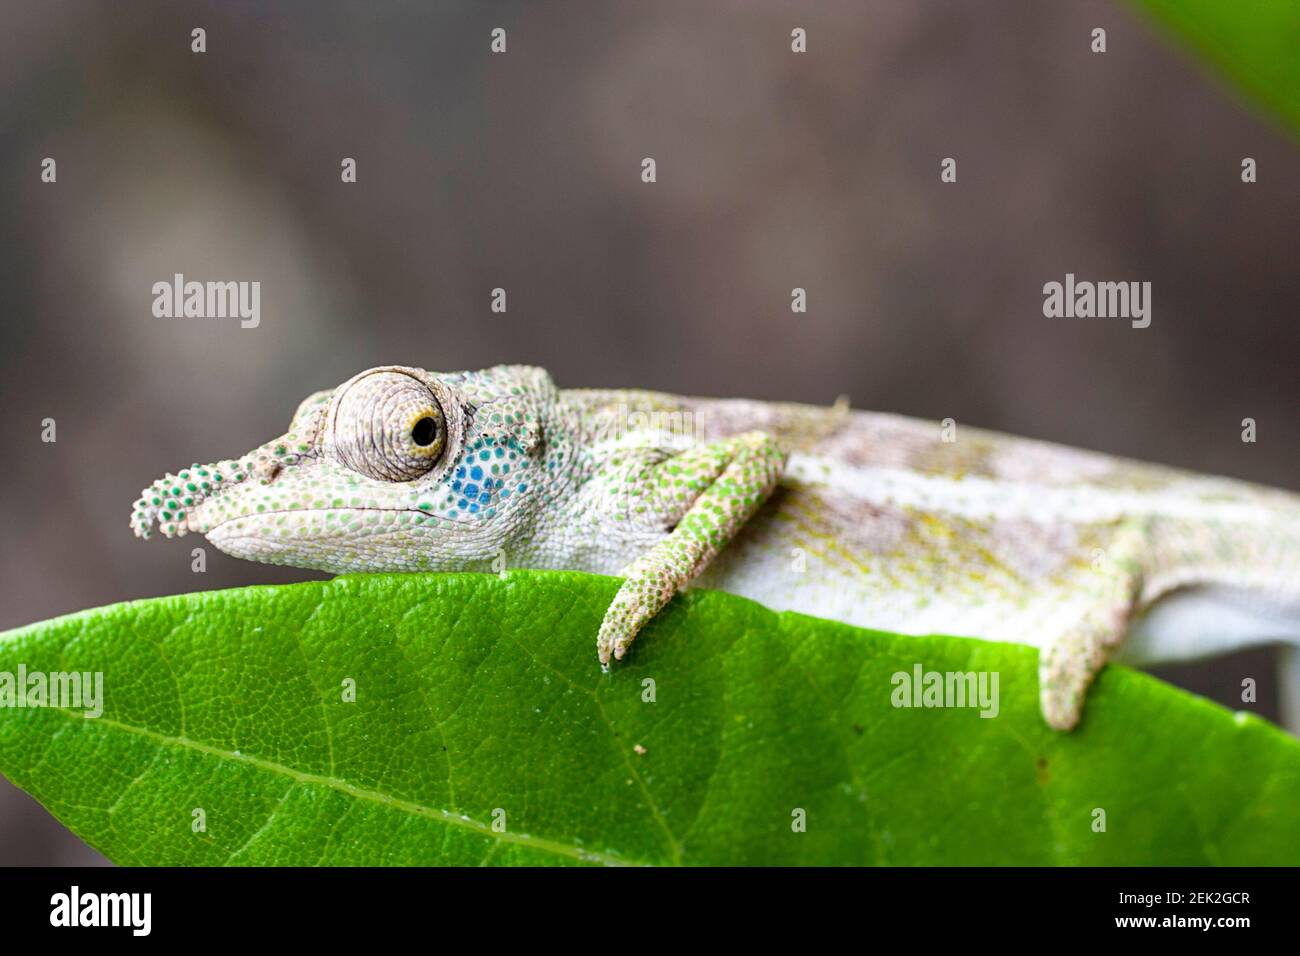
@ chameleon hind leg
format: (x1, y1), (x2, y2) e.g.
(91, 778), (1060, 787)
(1039, 522), (1149, 731)
(596, 432), (786, 666)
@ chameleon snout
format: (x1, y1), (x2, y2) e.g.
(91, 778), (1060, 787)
(130, 432), (311, 541)
(131, 462), (249, 541)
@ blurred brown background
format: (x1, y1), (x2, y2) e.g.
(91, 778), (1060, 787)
(1, 1), (1296, 864)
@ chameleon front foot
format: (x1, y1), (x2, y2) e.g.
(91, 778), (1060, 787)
(596, 431), (785, 668)
(596, 535), (708, 666)
(596, 561), (679, 666)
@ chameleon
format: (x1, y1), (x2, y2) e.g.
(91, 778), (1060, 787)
(130, 364), (1300, 731)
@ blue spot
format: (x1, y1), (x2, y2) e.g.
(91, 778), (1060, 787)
(464, 483), (479, 497)
(452, 480), (462, 492)
(458, 499), (468, 509)
(470, 466), (483, 481)
(479, 492), (492, 503)
(455, 466), (466, 479)
(479, 451), (490, 461)
(469, 503), (480, 514)
(495, 447), (504, 458)
(518, 482), (528, 493)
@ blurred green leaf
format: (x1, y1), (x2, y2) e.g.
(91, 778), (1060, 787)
(0, 571), (1297, 864)
(1131, 0), (1300, 136)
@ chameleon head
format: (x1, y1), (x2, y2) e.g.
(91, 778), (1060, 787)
(129, 365), (554, 572)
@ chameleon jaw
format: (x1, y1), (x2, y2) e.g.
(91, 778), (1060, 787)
(133, 445), (455, 574)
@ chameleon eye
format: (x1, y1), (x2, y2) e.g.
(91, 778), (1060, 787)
(330, 371), (446, 481)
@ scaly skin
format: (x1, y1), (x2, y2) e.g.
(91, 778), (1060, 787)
(131, 364), (1300, 731)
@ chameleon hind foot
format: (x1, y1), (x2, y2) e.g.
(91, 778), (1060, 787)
(1039, 606), (1129, 730)
(1038, 524), (1148, 730)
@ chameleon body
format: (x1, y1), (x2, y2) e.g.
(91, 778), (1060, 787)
(130, 364), (1300, 731)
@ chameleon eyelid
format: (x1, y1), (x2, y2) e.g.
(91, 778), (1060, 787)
(321, 366), (466, 484)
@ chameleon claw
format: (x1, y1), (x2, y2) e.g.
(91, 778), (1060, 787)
(597, 607), (645, 668)
(596, 623), (619, 668)
(596, 582), (661, 668)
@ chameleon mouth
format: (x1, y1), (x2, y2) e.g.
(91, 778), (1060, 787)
(201, 504), (457, 573)
(202, 505), (413, 541)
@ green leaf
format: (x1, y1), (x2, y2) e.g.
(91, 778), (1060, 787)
(1130, 0), (1300, 137)
(0, 572), (1296, 865)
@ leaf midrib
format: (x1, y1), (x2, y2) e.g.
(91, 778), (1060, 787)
(45, 705), (636, 867)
